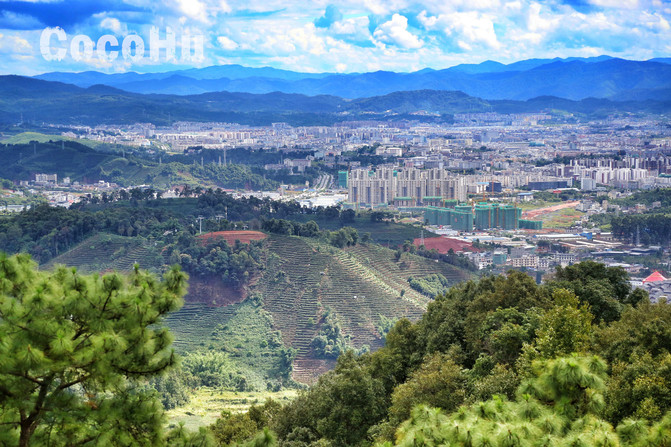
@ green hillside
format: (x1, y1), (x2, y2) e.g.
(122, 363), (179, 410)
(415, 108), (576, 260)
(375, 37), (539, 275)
(255, 236), (470, 383)
(0, 140), (276, 189)
(42, 233), (165, 273)
(0, 131), (111, 150)
(43, 232), (473, 384)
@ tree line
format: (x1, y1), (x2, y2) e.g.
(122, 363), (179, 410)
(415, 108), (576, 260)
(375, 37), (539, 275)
(209, 261), (665, 446)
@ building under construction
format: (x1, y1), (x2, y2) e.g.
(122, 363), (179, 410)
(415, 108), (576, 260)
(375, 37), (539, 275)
(424, 206), (474, 232)
(474, 203), (522, 230)
(519, 219), (543, 230)
(348, 167), (467, 207)
(424, 202), (541, 231)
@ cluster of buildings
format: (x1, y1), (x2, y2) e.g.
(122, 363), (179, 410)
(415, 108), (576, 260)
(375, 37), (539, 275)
(29, 113), (671, 285)
(346, 167), (468, 206)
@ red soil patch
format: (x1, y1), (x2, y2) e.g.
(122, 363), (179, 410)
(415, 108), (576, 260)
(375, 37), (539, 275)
(413, 237), (480, 254)
(197, 230), (267, 246)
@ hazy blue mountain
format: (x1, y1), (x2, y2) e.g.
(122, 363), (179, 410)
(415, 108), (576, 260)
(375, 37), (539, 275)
(35, 65), (330, 88)
(444, 56), (613, 74)
(3, 75), (670, 126)
(33, 56), (670, 101)
(649, 58), (671, 65)
(171, 64), (329, 80)
(35, 70), (173, 87)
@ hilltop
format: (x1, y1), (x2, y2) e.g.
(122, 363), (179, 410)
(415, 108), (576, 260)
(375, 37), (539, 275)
(0, 139), (276, 189)
(42, 231), (473, 384)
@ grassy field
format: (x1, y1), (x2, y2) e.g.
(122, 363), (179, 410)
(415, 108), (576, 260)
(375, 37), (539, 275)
(540, 207), (584, 229)
(516, 200), (562, 211)
(166, 388), (298, 431)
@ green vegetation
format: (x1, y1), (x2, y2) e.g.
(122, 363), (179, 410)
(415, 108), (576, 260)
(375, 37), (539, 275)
(310, 308), (352, 359)
(262, 218), (359, 248)
(209, 262), (669, 447)
(407, 273), (451, 298)
(0, 140), (276, 190)
(0, 253), (194, 446)
(163, 298), (295, 395)
(255, 234), (471, 383)
(169, 235), (265, 287)
(0, 193), (472, 392)
(285, 213), (431, 247)
(43, 233), (166, 273)
(2, 236), (670, 447)
(166, 389), (297, 433)
(611, 213), (671, 245)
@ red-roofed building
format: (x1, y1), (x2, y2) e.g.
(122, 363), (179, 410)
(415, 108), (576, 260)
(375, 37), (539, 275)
(643, 271), (667, 283)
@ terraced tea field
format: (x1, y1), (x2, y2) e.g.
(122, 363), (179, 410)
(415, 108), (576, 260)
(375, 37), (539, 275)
(165, 302), (239, 352)
(42, 233), (164, 273)
(255, 235), (472, 383)
(44, 232), (474, 384)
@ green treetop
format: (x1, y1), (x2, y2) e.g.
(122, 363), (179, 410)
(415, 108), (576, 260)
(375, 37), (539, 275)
(0, 253), (188, 447)
(387, 355), (671, 447)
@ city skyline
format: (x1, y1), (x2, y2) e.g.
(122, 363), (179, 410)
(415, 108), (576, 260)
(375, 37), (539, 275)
(0, 0), (669, 75)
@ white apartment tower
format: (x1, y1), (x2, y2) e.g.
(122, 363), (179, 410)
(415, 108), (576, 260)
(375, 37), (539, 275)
(348, 167), (467, 206)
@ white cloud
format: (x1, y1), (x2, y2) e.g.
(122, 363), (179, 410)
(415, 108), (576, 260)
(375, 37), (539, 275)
(640, 11), (671, 31)
(217, 0), (232, 14)
(527, 3), (559, 33)
(217, 35), (238, 50)
(175, 0), (209, 23)
(3, 0), (671, 76)
(417, 10), (438, 28)
(439, 11), (502, 49)
(288, 24), (326, 55)
(373, 14), (423, 49)
(590, 0), (639, 8)
(363, 0), (393, 15)
(100, 17), (127, 34)
(508, 30), (544, 45)
(504, 1), (522, 11)
(331, 16), (370, 37)
(0, 34), (32, 54)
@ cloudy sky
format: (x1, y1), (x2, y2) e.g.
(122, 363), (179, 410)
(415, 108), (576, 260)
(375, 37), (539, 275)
(0, 0), (669, 75)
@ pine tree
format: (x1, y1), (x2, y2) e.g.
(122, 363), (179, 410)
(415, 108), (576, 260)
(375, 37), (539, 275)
(0, 253), (188, 446)
(387, 355), (671, 447)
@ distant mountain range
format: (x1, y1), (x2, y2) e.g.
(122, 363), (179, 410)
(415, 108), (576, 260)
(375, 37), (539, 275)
(33, 56), (671, 101)
(1, 74), (670, 126)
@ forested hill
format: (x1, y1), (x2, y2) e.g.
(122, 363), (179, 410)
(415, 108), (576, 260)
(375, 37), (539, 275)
(0, 192), (474, 386)
(0, 140), (276, 190)
(2, 75), (670, 126)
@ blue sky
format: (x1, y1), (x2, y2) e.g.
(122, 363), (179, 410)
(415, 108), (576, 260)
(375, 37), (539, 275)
(0, 0), (669, 75)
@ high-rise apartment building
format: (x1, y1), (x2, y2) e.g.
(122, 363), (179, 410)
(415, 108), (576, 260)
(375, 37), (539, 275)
(348, 167), (467, 206)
